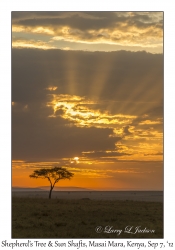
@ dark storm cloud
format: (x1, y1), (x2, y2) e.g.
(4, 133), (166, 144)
(12, 49), (163, 106)
(12, 12), (117, 31)
(12, 48), (163, 161)
(12, 105), (117, 160)
(131, 105), (163, 127)
(12, 12), (113, 28)
(12, 11), (163, 34)
(146, 106), (163, 119)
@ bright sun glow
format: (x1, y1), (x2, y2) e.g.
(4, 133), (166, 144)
(70, 157), (80, 164)
(74, 157), (79, 161)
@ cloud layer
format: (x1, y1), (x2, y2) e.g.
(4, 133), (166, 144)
(12, 49), (163, 163)
(12, 12), (163, 53)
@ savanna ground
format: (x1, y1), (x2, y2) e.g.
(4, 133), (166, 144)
(12, 197), (163, 238)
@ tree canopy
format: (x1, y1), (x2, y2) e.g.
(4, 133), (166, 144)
(29, 167), (74, 199)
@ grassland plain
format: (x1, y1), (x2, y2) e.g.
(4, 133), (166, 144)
(12, 197), (163, 238)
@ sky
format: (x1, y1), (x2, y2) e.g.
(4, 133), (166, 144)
(12, 11), (163, 190)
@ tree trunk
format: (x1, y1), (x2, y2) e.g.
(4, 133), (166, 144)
(49, 187), (53, 199)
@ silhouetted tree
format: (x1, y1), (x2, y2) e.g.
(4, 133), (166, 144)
(29, 167), (74, 199)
